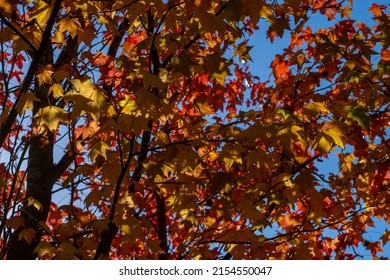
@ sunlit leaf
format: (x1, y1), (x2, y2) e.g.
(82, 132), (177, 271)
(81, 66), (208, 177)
(35, 106), (69, 131)
(119, 95), (137, 115)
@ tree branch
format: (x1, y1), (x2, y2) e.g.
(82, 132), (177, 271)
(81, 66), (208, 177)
(0, 0), (64, 148)
(0, 13), (37, 52)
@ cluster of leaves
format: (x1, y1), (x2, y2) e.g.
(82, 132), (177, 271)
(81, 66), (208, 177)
(0, 0), (389, 259)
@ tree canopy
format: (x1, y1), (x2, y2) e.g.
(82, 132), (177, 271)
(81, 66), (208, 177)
(0, 0), (389, 260)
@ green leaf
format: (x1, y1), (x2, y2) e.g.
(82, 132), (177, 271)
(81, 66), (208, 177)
(347, 106), (370, 131)
(277, 108), (301, 122)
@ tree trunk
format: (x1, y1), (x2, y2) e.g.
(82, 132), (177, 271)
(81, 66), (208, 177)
(6, 134), (55, 259)
(6, 50), (55, 259)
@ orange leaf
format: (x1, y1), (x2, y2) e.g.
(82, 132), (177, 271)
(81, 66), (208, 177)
(368, 4), (386, 17)
(381, 50), (390, 62)
(18, 228), (36, 244)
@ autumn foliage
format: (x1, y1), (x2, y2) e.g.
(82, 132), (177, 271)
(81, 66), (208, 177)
(0, 0), (389, 260)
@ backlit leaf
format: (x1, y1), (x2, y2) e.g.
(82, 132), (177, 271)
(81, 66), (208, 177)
(34, 241), (54, 258)
(90, 141), (111, 163)
(18, 228), (36, 244)
(16, 93), (39, 115)
(35, 106), (69, 131)
(119, 95), (137, 115)
(347, 106), (370, 131)
(5, 216), (25, 230)
(66, 79), (106, 121)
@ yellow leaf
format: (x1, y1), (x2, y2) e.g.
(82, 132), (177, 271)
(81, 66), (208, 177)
(16, 93), (39, 115)
(260, 5), (273, 19)
(58, 18), (81, 39)
(89, 141), (111, 162)
(233, 41), (253, 62)
(179, 208), (191, 220)
(56, 241), (76, 260)
(57, 221), (78, 238)
(36, 65), (55, 86)
(27, 196), (43, 212)
(246, 149), (266, 168)
(211, 70), (228, 85)
(49, 83), (64, 98)
(323, 124), (346, 149)
(118, 191), (135, 208)
(315, 124), (347, 153)
(53, 70), (70, 83)
(344, 60), (358, 70)
(303, 102), (329, 115)
(30, 1), (51, 28)
(66, 79), (106, 121)
(339, 153), (356, 173)
(272, 173), (293, 188)
(119, 95), (137, 115)
(147, 239), (164, 254)
(317, 133), (332, 153)
(297, 54), (306, 67)
(153, 131), (170, 145)
(85, 189), (101, 208)
(107, 105), (117, 117)
(194, 98), (214, 115)
(120, 217), (139, 235)
(35, 106), (69, 131)
(222, 145), (243, 171)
